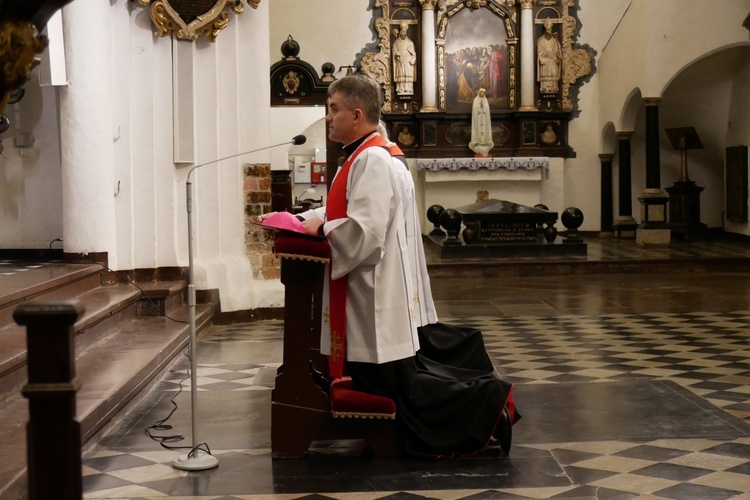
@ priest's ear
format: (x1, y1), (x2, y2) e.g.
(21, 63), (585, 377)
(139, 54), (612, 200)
(352, 107), (363, 124)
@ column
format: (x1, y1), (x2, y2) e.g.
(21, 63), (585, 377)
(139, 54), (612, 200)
(599, 154), (614, 234)
(637, 97), (670, 245)
(613, 132), (637, 238)
(644, 98), (662, 189)
(519, 0), (536, 111)
(419, 0), (438, 112)
(59, 0), (118, 262)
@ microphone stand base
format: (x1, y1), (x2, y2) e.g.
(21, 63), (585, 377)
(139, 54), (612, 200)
(172, 450), (219, 471)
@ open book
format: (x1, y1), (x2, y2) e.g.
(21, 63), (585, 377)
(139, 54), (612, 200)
(258, 211), (324, 239)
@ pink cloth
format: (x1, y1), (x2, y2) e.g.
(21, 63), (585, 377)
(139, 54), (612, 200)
(261, 211), (304, 233)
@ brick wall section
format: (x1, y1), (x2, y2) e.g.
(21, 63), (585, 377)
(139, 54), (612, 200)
(243, 163), (280, 280)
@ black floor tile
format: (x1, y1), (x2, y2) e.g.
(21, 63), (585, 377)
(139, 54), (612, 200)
(512, 381), (750, 445)
(631, 462), (712, 481)
(612, 444), (690, 462)
(653, 482), (741, 499)
(701, 442), (750, 458)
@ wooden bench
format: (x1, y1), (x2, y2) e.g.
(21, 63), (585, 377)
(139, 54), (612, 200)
(271, 233), (402, 458)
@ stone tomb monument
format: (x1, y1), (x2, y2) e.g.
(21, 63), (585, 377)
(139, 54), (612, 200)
(425, 199), (587, 259)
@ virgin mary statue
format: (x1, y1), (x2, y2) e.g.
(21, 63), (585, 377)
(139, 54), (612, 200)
(469, 88), (493, 157)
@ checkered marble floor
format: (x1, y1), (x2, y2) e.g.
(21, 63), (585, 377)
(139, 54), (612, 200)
(83, 312), (750, 499)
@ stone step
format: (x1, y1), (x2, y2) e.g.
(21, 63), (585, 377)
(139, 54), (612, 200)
(0, 280), (190, 405)
(0, 264), (102, 331)
(0, 300), (213, 500)
(0, 264), (216, 499)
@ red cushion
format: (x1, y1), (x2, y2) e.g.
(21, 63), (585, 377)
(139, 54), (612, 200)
(329, 377), (396, 419)
(274, 233), (331, 260)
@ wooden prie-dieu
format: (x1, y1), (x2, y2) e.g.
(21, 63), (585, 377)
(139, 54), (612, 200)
(271, 232), (402, 458)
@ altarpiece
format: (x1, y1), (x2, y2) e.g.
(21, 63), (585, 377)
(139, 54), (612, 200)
(271, 0), (593, 170)
(358, 0), (593, 159)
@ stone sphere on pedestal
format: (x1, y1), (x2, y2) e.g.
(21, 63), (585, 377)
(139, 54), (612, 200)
(534, 203), (549, 211)
(439, 208), (462, 244)
(561, 207), (584, 243)
(426, 204), (445, 235)
(561, 207), (584, 230)
(544, 224), (558, 243)
(462, 222), (479, 244)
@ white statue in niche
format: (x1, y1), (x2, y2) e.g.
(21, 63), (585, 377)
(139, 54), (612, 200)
(393, 21), (417, 95)
(537, 18), (562, 94)
(469, 88), (494, 157)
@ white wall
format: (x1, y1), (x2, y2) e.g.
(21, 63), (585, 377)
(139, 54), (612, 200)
(598, 0), (750, 123)
(1, 0), (282, 310)
(270, 0), (375, 77)
(597, 0), (750, 232)
(269, 106), (326, 172)
(0, 71), (63, 249)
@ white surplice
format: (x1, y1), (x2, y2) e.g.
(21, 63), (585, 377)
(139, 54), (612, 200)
(319, 137), (419, 364)
(391, 158), (439, 327)
(300, 149), (438, 328)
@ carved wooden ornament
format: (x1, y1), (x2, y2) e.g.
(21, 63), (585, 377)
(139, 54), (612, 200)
(137, 0), (260, 43)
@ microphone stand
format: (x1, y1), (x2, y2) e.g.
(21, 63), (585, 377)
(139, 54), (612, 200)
(173, 137), (304, 471)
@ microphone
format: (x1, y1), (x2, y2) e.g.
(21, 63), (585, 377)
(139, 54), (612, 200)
(187, 134), (307, 180)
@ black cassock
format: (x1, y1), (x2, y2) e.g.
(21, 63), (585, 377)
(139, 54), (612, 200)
(347, 322), (520, 458)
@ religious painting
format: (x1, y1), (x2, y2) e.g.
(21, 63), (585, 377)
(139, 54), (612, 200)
(395, 123), (418, 149)
(442, 7), (510, 113)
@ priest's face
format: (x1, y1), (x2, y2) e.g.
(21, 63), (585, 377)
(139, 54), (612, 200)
(326, 92), (358, 145)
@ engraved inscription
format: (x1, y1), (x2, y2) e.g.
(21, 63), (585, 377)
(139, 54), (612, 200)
(479, 221), (535, 242)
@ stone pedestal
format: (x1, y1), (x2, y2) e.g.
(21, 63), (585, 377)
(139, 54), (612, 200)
(613, 216), (638, 239)
(637, 188), (670, 246)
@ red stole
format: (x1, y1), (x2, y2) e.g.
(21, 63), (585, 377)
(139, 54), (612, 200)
(325, 133), (388, 378)
(388, 144), (405, 156)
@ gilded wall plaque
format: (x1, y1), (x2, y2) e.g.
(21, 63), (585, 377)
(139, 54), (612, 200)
(138, 0), (259, 42)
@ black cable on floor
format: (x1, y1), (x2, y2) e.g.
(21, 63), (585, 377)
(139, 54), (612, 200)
(61, 245), (215, 456)
(90, 261), (189, 325)
(142, 353), (214, 458)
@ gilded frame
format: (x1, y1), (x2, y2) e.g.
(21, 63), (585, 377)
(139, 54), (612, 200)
(137, 0), (259, 42)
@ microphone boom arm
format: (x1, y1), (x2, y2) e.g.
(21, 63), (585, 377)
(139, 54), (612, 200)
(187, 135), (305, 182)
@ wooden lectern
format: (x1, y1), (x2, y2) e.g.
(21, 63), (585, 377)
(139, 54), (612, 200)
(271, 233), (402, 458)
(664, 127), (708, 241)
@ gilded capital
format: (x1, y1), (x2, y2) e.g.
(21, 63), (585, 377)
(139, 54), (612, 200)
(643, 97), (661, 106)
(520, 0), (533, 9)
(419, 0), (438, 9)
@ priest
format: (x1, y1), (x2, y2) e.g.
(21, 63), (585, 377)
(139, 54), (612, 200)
(299, 74), (519, 457)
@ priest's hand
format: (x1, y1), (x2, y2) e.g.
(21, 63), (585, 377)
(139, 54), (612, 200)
(301, 218), (324, 236)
